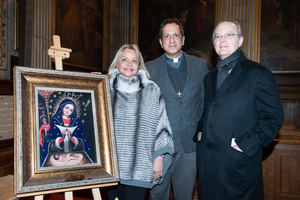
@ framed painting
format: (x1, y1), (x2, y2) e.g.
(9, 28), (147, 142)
(13, 66), (118, 197)
(36, 88), (99, 169)
(138, 0), (216, 68)
(260, 0), (300, 71)
(53, 0), (108, 72)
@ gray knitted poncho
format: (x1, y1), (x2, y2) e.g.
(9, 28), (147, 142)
(110, 69), (174, 188)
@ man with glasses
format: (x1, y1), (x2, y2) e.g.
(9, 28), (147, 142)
(146, 18), (207, 200)
(194, 20), (283, 200)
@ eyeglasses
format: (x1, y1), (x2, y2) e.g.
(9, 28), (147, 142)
(214, 33), (237, 41)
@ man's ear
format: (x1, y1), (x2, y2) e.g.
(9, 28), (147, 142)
(182, 35), (185, 46)
(238, 36), (244, 47)
(159, 38), (163, 48)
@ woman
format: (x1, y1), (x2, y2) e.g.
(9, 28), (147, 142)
(107, 44), (174, 200)
(40, 99), (91, 166)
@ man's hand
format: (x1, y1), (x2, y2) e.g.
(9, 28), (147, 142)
(153, 156), (164, 180)
(198, 132), (202, 141)
(232, 144), (243, 152)
(231, 138), (243, 152)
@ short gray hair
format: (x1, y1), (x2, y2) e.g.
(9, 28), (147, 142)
(212, 20), (243, 42)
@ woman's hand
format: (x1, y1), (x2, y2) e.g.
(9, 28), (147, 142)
(62, 129), (71, 138)
(153, 156), (164, 180)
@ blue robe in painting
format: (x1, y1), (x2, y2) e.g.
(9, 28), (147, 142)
(40, 99), (91, 166)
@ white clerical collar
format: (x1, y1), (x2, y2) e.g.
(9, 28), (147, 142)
(165, 53), (183, 63)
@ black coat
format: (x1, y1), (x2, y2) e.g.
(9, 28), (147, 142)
(196, 53), (283, 200)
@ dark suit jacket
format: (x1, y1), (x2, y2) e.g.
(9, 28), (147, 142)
(146, 52), (207, 152)
(196, 52), (283, 200)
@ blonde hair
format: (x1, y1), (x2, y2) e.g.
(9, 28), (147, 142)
(108, 44), (150, 79)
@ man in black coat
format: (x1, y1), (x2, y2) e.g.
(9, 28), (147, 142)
(195, 20), (283, 200)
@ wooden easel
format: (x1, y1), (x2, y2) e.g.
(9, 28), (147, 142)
(33, 35), (102, 200)
(34, 188), (102, 200)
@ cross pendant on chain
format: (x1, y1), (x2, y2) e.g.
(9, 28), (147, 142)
(176, 91), (183, 98)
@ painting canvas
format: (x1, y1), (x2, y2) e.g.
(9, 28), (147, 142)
(36, 88), (100, 170)
(14, 66), (119, 197)
(138, 0), (216, 68)
(54, 0), (104, 70)
(260, 0), (300, 71)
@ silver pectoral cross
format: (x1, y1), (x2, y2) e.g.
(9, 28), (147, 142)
(176, 91), (183, 98)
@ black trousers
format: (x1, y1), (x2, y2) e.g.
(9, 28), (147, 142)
(107, 184), (148, 200)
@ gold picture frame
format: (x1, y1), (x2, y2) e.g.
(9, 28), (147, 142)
(13, 66), (118, 197)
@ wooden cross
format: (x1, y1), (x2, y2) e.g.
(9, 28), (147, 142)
(176, 91), (183, 98)
(48, 35), (72, 71)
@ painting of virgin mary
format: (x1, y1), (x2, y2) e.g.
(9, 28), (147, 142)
(40, 98), (92, 167)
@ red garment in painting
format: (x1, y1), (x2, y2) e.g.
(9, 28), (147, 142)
(39, 123), (50, 147)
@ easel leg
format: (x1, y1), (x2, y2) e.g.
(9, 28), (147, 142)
(34, 195), (43, 200)
(65, 191), (73, 200)
(92, 188), (102, 200)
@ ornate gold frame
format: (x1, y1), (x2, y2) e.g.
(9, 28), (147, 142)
(13, 66), (118, 197)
